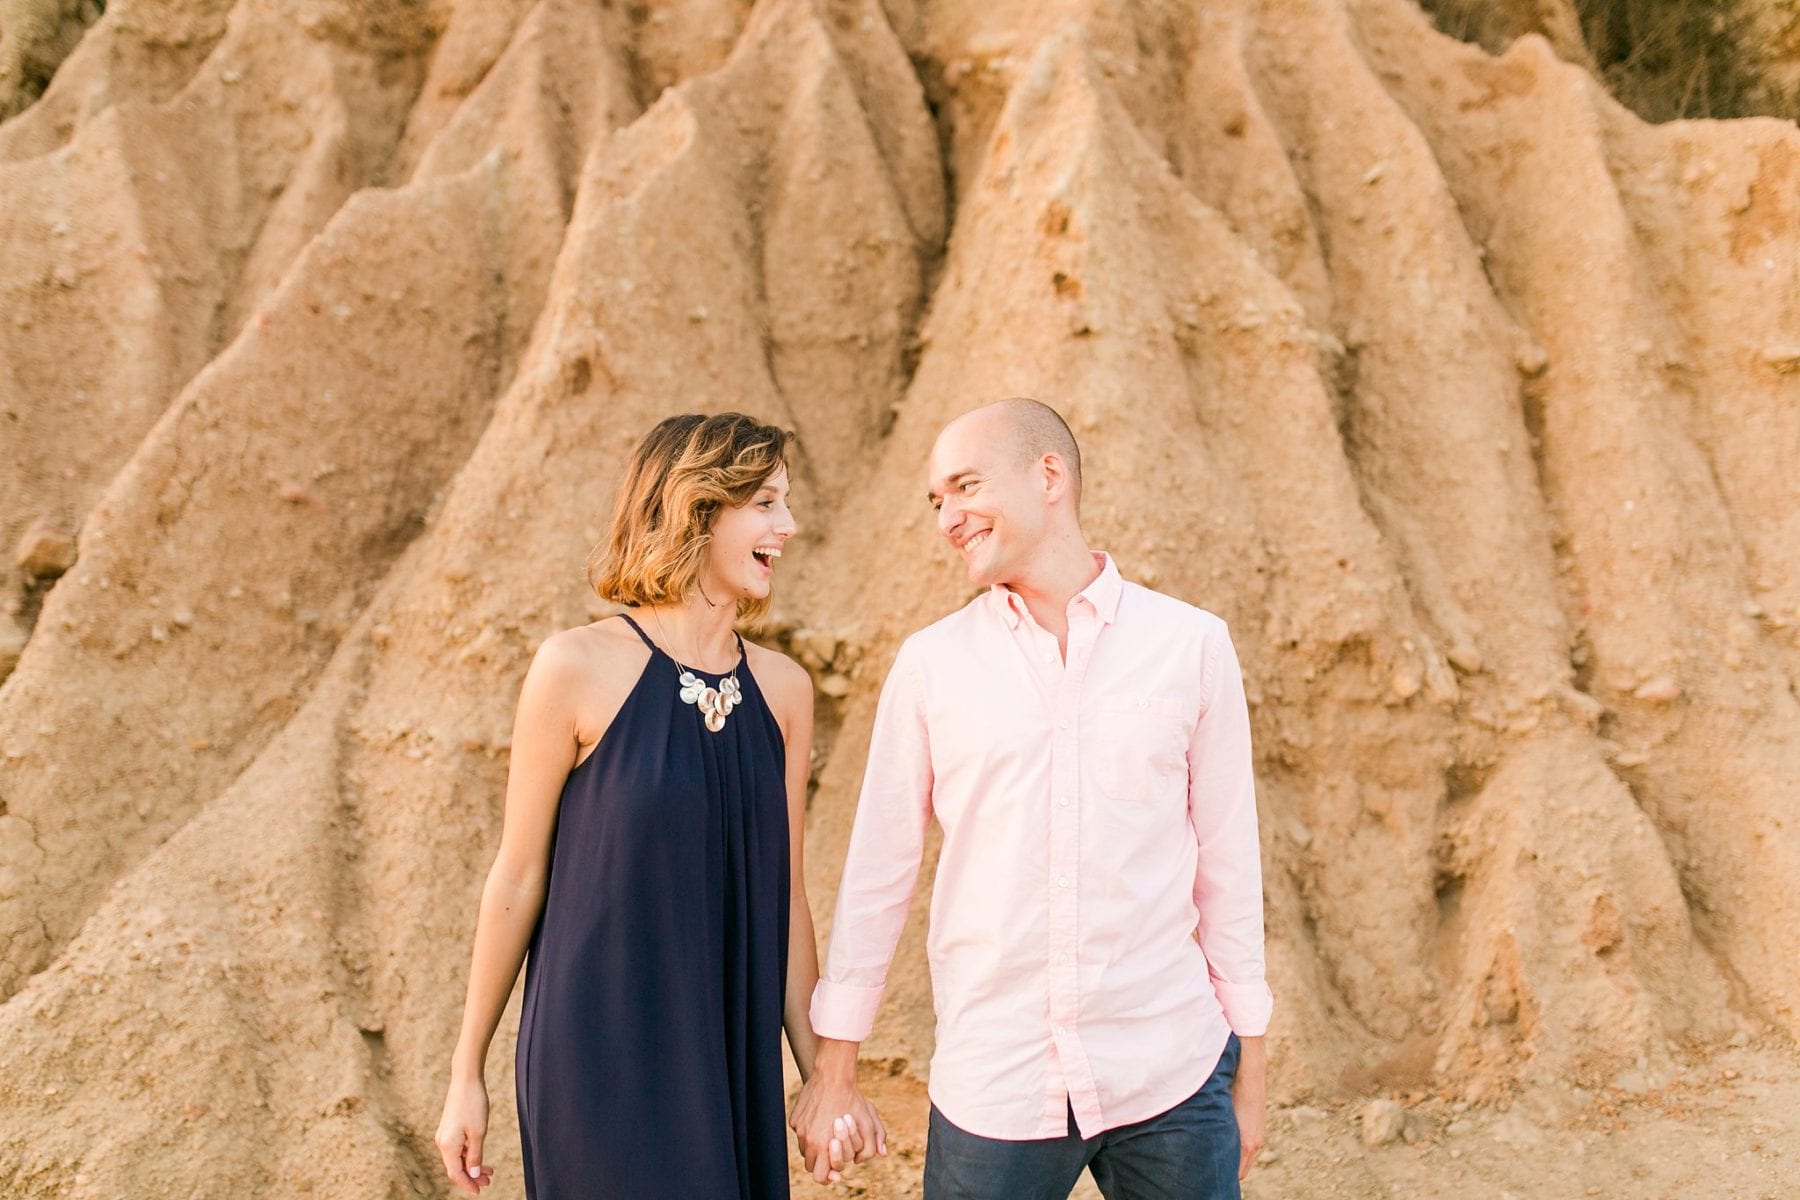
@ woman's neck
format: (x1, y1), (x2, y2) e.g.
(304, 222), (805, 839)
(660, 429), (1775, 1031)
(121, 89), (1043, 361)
(641, 591), (738, 671)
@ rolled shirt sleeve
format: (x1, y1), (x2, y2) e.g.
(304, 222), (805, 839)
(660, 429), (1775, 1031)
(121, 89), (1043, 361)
(1187, 623), (1273, 1037)
(809, 639), (935, 1042)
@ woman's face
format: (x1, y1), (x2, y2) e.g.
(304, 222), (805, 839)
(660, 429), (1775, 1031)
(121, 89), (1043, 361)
(701, 466), (795, 604)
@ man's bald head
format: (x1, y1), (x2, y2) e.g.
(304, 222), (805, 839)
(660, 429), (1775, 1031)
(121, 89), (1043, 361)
(927, 397), (1086, 588)
(963, 396), (1083, 509)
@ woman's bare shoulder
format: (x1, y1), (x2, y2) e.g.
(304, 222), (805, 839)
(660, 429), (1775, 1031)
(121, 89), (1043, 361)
(743, 639), (813, 717)
(531, 617), (650, 691)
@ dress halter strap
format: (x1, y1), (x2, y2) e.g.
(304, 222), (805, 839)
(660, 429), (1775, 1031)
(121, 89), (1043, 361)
(616, 613), (747, 675)
(615, 612), (657, 650)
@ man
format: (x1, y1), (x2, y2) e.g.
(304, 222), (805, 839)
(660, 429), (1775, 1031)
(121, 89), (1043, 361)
(791, 398), (1270, 1199)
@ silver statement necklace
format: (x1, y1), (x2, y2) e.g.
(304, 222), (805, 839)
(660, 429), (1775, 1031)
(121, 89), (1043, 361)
(654, 609), (741, 733)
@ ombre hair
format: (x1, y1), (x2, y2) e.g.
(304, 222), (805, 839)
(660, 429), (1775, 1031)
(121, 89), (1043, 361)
(588, 413), (795, 622)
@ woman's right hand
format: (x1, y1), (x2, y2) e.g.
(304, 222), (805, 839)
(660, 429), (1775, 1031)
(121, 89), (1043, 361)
(435, 1075), (497, 1194)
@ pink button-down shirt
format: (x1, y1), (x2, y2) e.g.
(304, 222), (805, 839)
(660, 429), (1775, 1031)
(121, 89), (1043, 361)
(811, 552), (1271, 1140)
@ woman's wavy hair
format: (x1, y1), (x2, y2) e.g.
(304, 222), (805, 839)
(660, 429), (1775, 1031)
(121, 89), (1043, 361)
(588, 412), (795, 623)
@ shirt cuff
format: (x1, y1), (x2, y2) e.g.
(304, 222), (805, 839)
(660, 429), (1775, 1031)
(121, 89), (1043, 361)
(1213, 979), (1273, 1037)
(809, 978), (886, 1042)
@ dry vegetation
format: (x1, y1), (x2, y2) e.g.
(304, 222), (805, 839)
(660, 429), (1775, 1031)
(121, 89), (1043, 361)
(1417, 0), (1800, 120)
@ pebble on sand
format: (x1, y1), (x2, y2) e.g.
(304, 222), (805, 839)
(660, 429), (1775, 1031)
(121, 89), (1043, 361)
(15, 520), (77, 578)
(1633, 676), (1681, 703)
(1359, 1099), (1407, 1147)
(0, 621), (25, 678)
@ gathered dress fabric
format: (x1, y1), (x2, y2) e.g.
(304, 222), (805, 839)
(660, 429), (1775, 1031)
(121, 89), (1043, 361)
(515, 614), (791, 1199)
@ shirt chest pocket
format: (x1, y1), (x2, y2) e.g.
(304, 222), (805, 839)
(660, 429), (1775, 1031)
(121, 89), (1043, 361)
(1090, 697), (1189, 805)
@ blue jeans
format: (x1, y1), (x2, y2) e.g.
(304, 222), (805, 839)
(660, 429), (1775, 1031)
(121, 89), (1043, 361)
(923, 1034), (1242, 1200)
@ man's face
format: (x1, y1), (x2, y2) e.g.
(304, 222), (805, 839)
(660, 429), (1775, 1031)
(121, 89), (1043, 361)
(927, 415), (1047, 590)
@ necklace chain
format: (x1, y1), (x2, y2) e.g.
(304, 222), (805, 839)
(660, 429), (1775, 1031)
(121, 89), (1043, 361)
(652, 608), (741, 734)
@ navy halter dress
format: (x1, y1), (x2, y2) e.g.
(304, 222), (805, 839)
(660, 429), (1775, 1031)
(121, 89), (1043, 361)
(515, 614), (791, 1199)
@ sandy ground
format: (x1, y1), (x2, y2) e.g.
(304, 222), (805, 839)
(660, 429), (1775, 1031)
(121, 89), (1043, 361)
(785, 1038), (1800, 1198)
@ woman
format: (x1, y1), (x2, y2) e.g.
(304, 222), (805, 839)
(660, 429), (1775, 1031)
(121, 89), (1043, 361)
(434, 412), (873, 1197)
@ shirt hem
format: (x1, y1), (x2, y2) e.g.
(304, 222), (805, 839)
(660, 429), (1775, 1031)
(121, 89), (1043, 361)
(927, 1023), (1234, 1141)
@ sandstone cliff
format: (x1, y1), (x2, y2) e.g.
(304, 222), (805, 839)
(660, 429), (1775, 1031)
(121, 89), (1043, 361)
(1, 1), (1795, 1196)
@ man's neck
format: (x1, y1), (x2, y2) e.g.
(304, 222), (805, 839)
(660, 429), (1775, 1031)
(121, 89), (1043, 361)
(999, 536), (1101, 648)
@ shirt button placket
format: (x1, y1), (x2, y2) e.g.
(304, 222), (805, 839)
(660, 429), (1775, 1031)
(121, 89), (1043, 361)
(1048, 612), (1089, 1050)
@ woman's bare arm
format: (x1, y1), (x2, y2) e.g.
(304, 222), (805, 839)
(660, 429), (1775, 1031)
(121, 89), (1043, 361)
(757, 646), (887, 1182)
(762, 650), (824, 1081)
(449, 632), (593, 1082)
(437, 631), (607, 1192)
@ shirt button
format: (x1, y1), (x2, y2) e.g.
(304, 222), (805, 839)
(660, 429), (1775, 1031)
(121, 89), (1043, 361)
(1043, 652), (1056, 664)
(1057, 876), (1070, 888)
(1058, 719), (1069, 730)
(1137, 696), (1148, 709)
(1053, 1025), (1067, 1037)
(1056, 952), (1071, 965)
(1058, 796), (1071, 807)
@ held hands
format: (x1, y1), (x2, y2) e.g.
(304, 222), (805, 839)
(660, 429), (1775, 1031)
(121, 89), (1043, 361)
(435, 1075), (497, 1194)
(789, 1053), (888, 1185)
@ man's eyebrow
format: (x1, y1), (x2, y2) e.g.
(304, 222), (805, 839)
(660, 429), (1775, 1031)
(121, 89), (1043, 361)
(926, 470), (976, 502)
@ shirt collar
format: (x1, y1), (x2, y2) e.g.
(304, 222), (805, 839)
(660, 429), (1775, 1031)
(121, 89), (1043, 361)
(991, 551), (1123, 630)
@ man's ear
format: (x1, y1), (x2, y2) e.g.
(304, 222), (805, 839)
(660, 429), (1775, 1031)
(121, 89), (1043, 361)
(1040, 452), (1069, 503)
